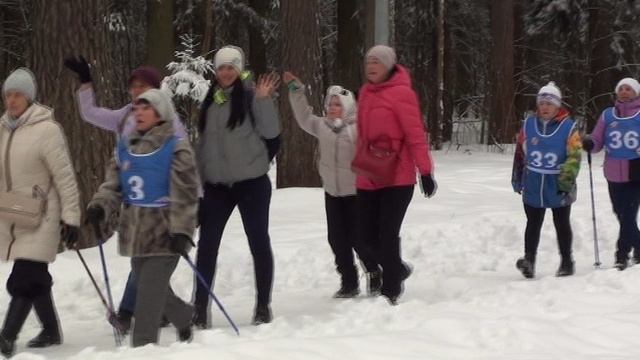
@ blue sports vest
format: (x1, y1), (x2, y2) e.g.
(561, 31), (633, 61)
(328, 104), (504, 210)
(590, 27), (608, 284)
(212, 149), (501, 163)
(603, 107), (640, 160)
(117, 137), (178, 207)
(525, 116), (573, 175)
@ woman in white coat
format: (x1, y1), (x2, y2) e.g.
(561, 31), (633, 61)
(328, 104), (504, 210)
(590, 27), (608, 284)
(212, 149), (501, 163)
(0, 68), (81, 357)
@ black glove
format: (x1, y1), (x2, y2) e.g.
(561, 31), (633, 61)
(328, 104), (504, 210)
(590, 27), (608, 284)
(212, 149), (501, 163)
(582, 136), (594, 152)
(420, 174), (437, 198)
(61, 223), (80, 249)
(169, 233), (196, 256)
(64, 55), (92, 83)
(85, 205), (105, 228)
(265, 136), (280, 162)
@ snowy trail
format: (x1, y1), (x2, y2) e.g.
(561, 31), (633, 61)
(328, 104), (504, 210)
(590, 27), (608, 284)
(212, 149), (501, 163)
(2, 150), (640, 359)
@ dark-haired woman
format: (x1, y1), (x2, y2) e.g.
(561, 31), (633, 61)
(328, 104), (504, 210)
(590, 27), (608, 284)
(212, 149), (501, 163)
(194, 45), (281, 328)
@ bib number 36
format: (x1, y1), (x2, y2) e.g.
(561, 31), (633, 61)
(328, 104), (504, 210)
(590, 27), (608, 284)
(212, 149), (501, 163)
(608, 130), (640, 150)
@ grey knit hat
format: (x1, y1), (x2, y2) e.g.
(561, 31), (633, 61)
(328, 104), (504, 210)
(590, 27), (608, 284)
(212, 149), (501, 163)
(2, 68), (37, 102)
(136, 89), (176, 122)
(365, 45), (397, 71)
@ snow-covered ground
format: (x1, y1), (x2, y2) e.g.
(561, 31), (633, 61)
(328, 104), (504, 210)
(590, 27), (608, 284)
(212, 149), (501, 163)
(2, 150), (639, 359)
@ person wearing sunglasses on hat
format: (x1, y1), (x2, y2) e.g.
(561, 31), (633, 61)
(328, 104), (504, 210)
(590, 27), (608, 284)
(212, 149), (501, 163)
(284, 71), (381, 299)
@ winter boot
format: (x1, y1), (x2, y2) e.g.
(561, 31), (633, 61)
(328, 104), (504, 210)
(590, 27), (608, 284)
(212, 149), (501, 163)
(160, 314), (170, 328)
(333, 282), (360, 299)
(0, 296), (33, 357)
(252, 304), (272, 325)
(192, 304), (210, 330)
(633, 249), (640, 265)
(114, 309), (133, 335)
(555, 257), (575, 277)
(516, 256), (535, 279)
(367, 269), (382, 296)
(27, 293), (62, 348)
(177, 325), (193, 343)
(615, 252), (628, 271)
(400, 262), (413, 281)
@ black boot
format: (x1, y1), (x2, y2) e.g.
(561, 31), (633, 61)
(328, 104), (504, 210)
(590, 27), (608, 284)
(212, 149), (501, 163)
(333, 282), (360, 299)
(252, 304), (272, 325)
(27, 292), (62, 348)
(333, 272), (360, 299)
(113, 310), (133, 335)
(516, 256), (535, 279)
(367, 269), (382, 296)
(0, 297), (33, 357)
(192, 305), (210, 330)
(177, 325), (193, 343)
(400, 262), (413, 281)
(555, 257), (575, 277)
(615, 252), (628, 271)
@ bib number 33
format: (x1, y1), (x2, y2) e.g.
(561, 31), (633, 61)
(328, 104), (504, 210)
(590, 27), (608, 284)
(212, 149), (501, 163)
(530, 151), (559, 169)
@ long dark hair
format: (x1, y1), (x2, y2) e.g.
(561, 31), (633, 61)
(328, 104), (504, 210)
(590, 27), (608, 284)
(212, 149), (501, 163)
(198, 76), (254, 133)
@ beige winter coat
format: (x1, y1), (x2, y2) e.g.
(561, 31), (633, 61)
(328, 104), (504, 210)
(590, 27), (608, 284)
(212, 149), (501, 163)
(89, 121), (199, 257)
(289, 87), (357, 196)
(0, 103), (80, 263)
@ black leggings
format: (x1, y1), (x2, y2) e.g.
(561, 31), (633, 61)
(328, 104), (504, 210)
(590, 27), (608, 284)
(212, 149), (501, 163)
(608, 181), (640, 259)
(524, 204), (572, 261)
(357, 186), (414, 298)
(195, 175), (274, 309)
(325, 193), (378, 287)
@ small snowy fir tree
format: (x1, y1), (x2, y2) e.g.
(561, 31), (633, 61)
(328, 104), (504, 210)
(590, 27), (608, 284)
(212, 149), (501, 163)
(162, 34), (214, 104)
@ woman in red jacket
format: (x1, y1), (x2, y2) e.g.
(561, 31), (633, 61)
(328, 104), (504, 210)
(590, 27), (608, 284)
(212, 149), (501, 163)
(353, 45), (436, 305)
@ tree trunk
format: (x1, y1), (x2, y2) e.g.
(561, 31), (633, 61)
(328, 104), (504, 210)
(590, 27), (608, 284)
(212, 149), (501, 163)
(336, 0), (364, 93)
(145, 0), (174, 75)
(488, 0), (516, 144)
(27, 0), (140, 247)
(248, 0), (268, 75)
(587, 0), (619, 130)
(435, 0), (445, 147)
(277, 0), (322, 188)
(201, 0), (215, 55)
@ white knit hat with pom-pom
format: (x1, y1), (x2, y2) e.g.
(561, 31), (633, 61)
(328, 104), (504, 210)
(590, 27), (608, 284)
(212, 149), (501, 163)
(537, 81), (562, 107)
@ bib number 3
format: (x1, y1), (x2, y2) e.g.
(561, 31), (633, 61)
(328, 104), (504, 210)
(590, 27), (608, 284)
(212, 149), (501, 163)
(128, 175), (145, 201)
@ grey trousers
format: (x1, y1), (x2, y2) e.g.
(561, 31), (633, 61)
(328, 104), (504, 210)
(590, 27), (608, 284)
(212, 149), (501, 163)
(131, 255), (192, 347)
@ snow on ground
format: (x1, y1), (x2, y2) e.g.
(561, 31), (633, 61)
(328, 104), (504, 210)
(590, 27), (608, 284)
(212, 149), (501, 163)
(2, 150), (639, 359)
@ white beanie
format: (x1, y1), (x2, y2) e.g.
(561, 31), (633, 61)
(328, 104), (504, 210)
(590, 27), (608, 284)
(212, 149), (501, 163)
(537, 81), (562, 107)
(2, 68), (37, 102)
(365, 45), (397, 71)
(137, 89), (176, 122)
(325, 85), (356, 119)
(214, 46), (245, 74)
(615, 77), (640, 96)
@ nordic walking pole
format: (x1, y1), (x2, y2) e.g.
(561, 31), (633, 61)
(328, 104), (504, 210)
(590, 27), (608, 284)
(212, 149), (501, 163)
(75, 249), (125, 338)
(180, 252), (240, 336)
(92, 223), (124, 346)
(587, 152), (602, 268)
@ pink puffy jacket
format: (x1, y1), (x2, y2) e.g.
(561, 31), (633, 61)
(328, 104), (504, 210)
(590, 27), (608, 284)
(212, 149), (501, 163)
(355, 65), (433, 190)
